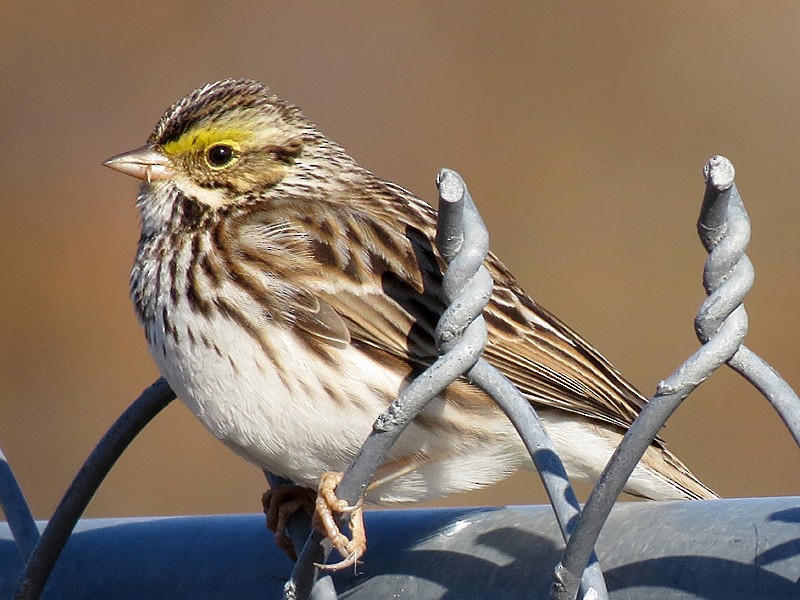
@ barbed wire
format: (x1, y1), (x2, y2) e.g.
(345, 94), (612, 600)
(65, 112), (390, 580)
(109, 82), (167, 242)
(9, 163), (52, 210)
(1, 157), (798, 600)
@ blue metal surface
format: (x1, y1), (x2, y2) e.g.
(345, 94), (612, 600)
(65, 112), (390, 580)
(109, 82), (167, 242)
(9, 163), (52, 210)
(2, 498), (799, 599)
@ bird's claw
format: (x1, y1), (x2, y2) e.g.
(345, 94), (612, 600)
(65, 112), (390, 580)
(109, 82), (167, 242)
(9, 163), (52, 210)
(262, 483), (317, 560)
(313, 471), (366, 570)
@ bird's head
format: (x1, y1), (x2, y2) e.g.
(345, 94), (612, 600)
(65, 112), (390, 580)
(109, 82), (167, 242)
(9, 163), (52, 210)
(104, 79), (327, 211)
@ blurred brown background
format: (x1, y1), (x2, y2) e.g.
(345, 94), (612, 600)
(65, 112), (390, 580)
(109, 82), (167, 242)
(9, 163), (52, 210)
(1, 3), (798, 521)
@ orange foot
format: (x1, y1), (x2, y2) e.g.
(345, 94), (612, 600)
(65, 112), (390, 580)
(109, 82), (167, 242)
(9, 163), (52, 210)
(262, 483), (317, 560)
(312, 471), (366, 570)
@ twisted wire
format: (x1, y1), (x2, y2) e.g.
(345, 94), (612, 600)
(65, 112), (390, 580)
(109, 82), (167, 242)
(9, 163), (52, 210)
(699, 157), (800, 445)
(550, 154), (800, 600)
(283, 169), (493, 599)
(437, 170), (607, 600)
(285, 169), (607, 600)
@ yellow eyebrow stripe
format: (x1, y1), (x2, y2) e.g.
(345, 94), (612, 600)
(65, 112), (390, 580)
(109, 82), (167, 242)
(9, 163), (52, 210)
(161, 127), (253, 156)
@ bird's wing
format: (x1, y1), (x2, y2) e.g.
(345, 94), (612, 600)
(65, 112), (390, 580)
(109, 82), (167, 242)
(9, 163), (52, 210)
(235, 186), (649, 432)
(480, 254), (647, 429)
(315, 249), (648, 431)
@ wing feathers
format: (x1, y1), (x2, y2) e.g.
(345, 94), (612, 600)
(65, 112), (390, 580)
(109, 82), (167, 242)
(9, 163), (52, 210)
(293, 292), (351, 348)
(233, 186), (650, 434)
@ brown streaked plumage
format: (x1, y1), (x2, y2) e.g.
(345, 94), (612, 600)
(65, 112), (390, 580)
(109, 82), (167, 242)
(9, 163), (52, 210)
(106, 78), (716, 564)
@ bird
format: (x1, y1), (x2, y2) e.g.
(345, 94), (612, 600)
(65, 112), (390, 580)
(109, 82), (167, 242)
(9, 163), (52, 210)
(104, 78), (716, 568)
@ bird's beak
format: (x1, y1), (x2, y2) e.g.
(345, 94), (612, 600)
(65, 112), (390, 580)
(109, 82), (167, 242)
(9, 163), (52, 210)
(103, 145), (173, 182)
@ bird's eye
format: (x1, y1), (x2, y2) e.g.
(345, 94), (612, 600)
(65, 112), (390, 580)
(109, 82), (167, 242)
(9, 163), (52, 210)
(206, 144), (237, 168)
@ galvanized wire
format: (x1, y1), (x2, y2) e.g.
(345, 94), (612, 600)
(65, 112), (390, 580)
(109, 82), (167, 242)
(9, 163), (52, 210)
(284, 169), (607, 600)
(551, 155), (800, 600)
(282, 169), (496, 598)
(436, 171), (606, 600)
(697, 157), (800, 445)
(13, 378), (175, 600)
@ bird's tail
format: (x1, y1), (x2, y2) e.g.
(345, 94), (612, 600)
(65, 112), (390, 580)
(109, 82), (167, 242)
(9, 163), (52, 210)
(631, 443), (718, 500)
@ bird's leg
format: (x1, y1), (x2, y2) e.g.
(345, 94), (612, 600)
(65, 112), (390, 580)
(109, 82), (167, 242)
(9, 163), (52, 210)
(262, 483), (317, 560)
(312, 453), (434, 570)
(313, 471), (366, 570)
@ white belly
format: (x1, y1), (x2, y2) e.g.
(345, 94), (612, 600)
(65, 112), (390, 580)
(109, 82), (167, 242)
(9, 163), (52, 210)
(144, 295), (530, 503)
(146, 302), (399, 489)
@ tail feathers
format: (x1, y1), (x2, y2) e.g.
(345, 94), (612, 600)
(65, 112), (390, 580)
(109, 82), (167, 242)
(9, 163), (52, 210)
(633, 443), (718, 501)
